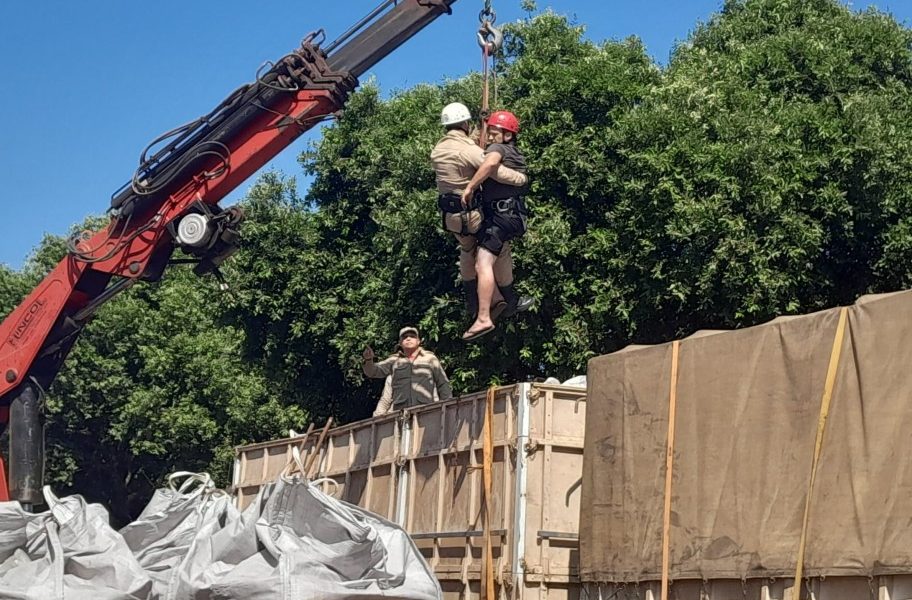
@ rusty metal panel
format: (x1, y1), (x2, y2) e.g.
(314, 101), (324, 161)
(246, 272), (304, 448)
(403, 387), (515, 597)
(232, 383), (588, 600)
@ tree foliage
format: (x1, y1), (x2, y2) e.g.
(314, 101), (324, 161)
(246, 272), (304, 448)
(599, 0), (912, 340)
(229, 0), (912, 400)
(2, 0), (912, 515)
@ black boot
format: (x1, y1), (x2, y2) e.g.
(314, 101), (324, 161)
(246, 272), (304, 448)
(463, 279), (479, 320)
(499, 284), (534, 318)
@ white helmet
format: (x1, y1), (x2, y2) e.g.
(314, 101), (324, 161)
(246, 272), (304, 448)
(440, 102), (472, 126)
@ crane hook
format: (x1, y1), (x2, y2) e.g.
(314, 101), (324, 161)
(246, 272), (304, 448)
(477, 21), (503, 55)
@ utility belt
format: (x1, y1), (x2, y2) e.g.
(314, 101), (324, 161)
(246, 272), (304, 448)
(437, 192), (478, 213)
(439, 192), (483, 236)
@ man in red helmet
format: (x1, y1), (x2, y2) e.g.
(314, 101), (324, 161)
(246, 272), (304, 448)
(459, 110), (534, 341)
(430, 102), (529, 323)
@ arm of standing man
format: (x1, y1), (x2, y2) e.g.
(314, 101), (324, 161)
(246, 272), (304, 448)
(430, 356), (453, 402)
(362, 346), (397, 379)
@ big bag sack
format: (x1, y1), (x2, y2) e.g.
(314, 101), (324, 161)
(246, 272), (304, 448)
(119, 472), (232, 599)
(171, 448), (441, 600)
(0, 487), (152, 600)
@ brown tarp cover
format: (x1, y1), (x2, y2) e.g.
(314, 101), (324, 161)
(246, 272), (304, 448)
(580, 291), (912, 582)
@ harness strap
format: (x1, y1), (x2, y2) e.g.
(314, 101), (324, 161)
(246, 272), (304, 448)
(485, 196), (527, 215)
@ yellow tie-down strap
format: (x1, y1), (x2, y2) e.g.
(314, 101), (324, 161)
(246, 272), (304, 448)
(793, 306), (849, 594)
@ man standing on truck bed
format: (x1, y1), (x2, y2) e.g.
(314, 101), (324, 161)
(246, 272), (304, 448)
(363, 326), (453, 414)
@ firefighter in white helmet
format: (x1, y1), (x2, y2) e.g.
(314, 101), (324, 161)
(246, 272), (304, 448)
(430, 102), (530, 326)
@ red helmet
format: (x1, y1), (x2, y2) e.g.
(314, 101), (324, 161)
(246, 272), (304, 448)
(486, 110), (520, 134)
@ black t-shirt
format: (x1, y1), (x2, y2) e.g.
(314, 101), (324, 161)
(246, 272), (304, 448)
(482, 142), (528, 201)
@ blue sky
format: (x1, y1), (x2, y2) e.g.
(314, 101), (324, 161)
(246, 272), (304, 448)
(1, 1), (909, 269)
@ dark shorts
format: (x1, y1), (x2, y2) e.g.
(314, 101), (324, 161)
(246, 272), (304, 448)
(477, 206), (526, 256)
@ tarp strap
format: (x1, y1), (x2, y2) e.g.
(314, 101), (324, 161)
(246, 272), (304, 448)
(482, 385), (496, 599)
(661, 340), (681, 600)
(793, 306), (849, 591)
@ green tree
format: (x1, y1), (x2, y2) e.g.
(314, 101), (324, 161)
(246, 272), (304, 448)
(0, 266), (31, 318)
(590, 0), (912, 343)
(50, 260), (308, 522)
(4, 0), (912, 515)
(228, 0), (912, 404)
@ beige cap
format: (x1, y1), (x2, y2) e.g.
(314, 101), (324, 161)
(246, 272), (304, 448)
(398, 326), (419, 340)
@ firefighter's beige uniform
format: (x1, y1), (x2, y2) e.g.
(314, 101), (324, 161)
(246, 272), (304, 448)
(430, 128), (527, 282)
(364, 348), (452, 412)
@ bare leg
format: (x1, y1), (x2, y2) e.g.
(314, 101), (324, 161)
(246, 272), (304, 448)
(464, 248), (498, 337)
(460, 240), (504, 305)
(454, 233), (502, 316)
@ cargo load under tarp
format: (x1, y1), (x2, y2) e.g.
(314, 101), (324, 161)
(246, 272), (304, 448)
(580, 290), (912, 583)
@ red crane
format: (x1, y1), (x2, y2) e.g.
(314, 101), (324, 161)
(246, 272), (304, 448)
(0, 0), (458, 507)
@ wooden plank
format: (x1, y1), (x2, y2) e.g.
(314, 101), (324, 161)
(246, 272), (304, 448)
(304, 418), (333, 478)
